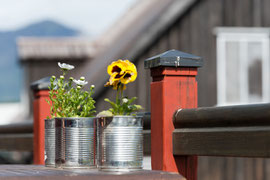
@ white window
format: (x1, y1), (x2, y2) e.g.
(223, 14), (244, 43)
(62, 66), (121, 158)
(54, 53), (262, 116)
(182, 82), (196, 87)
(216, 28), (270, 105)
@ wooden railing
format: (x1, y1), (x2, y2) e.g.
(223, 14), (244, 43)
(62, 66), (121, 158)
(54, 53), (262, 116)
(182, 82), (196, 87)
(144, 50), (270, 180)
(139, 112), (151, 155)
(0, 122), (33, 152)
(0, 113), (151, 154)
(173, 103), (270, 158)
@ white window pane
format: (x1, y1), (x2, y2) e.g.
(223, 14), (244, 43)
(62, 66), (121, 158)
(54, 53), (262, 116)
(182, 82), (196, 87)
(247, 42), (263, 103)
(225, 42), (240, 103)
(216, 28), (270, 106)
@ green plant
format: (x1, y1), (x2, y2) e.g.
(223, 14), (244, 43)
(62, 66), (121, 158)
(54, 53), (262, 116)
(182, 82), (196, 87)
(46, 62), (96, 118)
(97, 59), (142, 117)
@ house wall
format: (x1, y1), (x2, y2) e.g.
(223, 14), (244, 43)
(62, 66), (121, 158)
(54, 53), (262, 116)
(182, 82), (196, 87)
(95, 0), (270, 179)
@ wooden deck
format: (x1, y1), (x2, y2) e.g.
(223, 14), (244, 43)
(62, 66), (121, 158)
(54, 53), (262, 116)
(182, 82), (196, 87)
(0, 165), (185, 180)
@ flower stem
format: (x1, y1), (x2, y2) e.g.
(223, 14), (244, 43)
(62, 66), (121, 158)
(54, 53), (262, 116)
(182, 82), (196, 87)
(120, 85), (123, 99)
(116, 84), (121, 114)
(116, 85), (119, 104)
(63, 70), (66, 77)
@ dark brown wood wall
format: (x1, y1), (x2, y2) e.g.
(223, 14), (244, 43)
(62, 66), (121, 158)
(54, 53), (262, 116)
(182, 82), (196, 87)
(95, 0), (270, 179)
(96, 0), (270, 111)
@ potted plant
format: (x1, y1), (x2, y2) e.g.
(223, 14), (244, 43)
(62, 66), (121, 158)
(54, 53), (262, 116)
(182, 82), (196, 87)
(46, 62), (96, 168)
(97, 59), (143, 172)
(44, 62), (75, 167)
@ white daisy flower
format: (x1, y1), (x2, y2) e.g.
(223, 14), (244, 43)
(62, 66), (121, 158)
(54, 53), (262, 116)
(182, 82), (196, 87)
(122, 98), (128, 103)
(58, 62), (75, 70)
(73, 79), (88, 86)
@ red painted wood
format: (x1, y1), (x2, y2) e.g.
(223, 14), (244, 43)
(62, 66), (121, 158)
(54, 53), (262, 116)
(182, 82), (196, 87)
(33, 90), (50, 165)
(150, 67), (198, 180)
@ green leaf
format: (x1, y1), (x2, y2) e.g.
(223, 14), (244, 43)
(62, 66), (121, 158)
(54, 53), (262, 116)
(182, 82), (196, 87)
(127, 97), (137, 105)
(45, 99), (50, 105)
(104, 98), (118, 110)
(97, 110), (113, 117)
(134, 104), (143, 110)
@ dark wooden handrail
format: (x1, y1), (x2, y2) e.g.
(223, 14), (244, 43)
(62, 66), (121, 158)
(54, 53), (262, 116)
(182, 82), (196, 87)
(137, 112), (151, 130)
(0, 122), (33, 151)
(5, 103), (270, 158)
(173, 103), (270, 128)
(139, 112), (151, 155)
(172, 103), (270, 158)
(0, 122), (33, 134)
(0, 114), (152, 154)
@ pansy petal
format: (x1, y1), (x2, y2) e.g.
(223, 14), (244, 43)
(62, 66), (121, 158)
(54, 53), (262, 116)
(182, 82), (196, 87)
(120, 70), (137, 84)
(107, 59), (129, 76)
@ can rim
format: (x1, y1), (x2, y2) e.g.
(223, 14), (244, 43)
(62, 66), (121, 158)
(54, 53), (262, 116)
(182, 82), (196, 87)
(95, 115), (141, 119)
(55, 117), (95, 120)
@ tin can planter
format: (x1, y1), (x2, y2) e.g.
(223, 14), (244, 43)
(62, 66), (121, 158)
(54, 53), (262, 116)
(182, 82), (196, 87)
(55, 117), (96, 168)
(45, 119), (55, 167)
(97, 116), (143, 172)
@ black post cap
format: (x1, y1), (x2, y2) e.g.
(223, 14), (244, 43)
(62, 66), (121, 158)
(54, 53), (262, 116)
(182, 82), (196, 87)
(144, 49), (203, 69)
(31, 77), (51, 91)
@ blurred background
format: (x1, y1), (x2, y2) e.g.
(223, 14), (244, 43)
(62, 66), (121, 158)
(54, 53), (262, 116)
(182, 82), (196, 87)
(0, 0), (137, 125)
(0, 0), (270, 179)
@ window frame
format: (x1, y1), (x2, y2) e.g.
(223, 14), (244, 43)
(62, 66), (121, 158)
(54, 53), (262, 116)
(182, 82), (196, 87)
(215, 28), (270, 105)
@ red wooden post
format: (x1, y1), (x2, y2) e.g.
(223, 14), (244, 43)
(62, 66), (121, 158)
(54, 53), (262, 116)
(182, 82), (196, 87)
(145, 50), (203, 180)
(31, 77), (51, 165)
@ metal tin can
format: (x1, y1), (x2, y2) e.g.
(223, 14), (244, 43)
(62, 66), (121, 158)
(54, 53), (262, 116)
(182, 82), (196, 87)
(45, 119), (55, 167)
(97, 116), (143, 172)
(55, 117), (96, 168)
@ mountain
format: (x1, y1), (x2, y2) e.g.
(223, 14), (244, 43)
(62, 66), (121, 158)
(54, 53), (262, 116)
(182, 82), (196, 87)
(15, 20), (79, 37)
(0, 20), (80, 102)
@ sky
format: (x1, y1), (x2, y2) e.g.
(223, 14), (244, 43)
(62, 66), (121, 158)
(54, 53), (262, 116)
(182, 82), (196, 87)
(0, 0), (137, 35)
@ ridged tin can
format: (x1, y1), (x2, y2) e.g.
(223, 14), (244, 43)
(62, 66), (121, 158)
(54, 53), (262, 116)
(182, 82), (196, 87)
(55, 117), (96, 168)
(97, 116), (143, 172)
(44, 119), (55, 167)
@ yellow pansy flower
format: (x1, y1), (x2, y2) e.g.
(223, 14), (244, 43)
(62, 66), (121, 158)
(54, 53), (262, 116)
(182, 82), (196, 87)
(120, 61), (137, 84)
(105, 77), (119, 89)
(105, 59), (137, 89)
(101, 59), (142, 116)
(107, 60), (128, 76)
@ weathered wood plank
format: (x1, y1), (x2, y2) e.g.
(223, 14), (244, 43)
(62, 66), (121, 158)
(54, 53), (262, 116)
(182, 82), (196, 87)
(0, 134), (33, 151)
(253, 0), (262, 26)
(262, 0), (270, 26)
(223, 0), (236, 26)
(0, 131), (150, 155)
(225, 157), (236, 180)
(173, 127), (270, 157)
(243, 158), (253, 180)
(0, 165), (185, 180)
(143, 130), (151, 155)
(137, 56), (148, 111)
(178, 13), (191, 52)
(234, 0), (253, 26)
(0, 122), (32, 134)
(168, 24), (179, 50)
